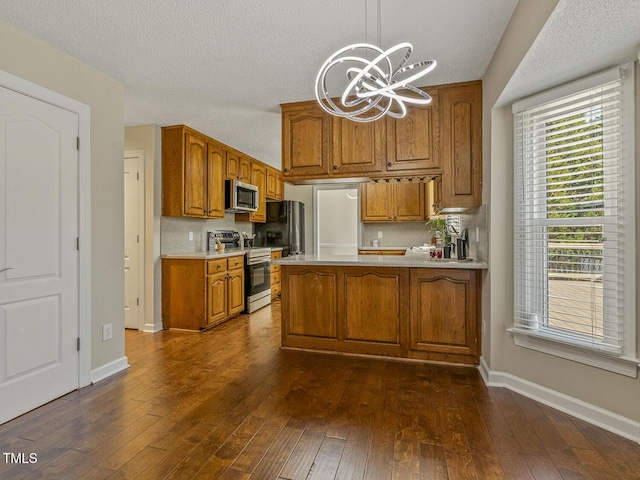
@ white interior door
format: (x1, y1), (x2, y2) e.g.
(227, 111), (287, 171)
(124, 152), (143, 329)
(0, 85), (79, 424)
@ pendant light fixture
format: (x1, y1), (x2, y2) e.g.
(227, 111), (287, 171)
(315, 0), (437, 123)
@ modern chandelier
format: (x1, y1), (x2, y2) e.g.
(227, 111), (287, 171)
(315, 0), (437, 123)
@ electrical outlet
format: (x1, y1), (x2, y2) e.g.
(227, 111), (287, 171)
(188, 231), (194, 241)
(102, 323), (113, 341)
(377, 231), (383, 239)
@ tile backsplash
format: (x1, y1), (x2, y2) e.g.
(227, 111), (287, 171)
(161, 214), (253, 254)
(360, 205), (488, 262)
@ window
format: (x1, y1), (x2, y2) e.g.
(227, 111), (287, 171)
(511, 67), (637, 377)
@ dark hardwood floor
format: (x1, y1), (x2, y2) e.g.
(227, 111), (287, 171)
(1, 299), (639, 479)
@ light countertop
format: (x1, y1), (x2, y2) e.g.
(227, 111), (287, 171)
(161, 250), (246, 260)
(274, 252), (488, 269)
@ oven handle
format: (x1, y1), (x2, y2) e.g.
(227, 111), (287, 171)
(246, 258), (271, 266)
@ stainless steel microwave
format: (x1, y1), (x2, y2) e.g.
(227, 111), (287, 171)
(225, 179), (259, 212)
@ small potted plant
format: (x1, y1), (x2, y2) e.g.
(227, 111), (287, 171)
(426, 217), (458, 258)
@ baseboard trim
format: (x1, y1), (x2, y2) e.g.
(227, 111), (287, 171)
(478, 356), (640, 444)
(143, 322), (162, 333)
(90, 356), (130, 384)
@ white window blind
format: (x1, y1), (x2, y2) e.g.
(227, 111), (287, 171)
(513, 73), (626, 356)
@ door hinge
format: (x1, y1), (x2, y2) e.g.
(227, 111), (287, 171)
(77, 337), (80, 351)
(136, 172), (139, 180)
(76, 137), (80, 150)
(76, 237), (80, 250)
(136, 235), (139, 243)
(136, 297), (139, 306)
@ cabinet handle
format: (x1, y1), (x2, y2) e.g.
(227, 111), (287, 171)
(284, 168), (289, 173)
(333, 165), (338, 170)
(387, 162), (392, 167)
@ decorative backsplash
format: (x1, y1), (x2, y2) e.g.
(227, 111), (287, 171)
(161, 214), (253, 254)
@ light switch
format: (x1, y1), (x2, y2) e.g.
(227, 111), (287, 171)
(377, 231), (383, 239)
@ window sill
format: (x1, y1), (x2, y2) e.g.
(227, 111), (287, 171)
(508, 328), (639, 378)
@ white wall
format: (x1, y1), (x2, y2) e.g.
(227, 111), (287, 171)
(0, 20), (126, 370)
(483, 0), (640, 426)
(318, 189), (358, 255)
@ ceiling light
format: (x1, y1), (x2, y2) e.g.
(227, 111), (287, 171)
(315, 1), (436, 123)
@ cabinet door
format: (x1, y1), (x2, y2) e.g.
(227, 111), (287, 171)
(266, 166), (278, 199)
(207, 142), (225, 218)
(250, 163), (267, 222)
(360, 182), (392, 222)
(226, 150), (240, 180)
(238, 156), (251, 182)
(184, 133), (207, 216)
(386, 91), (440, 172)
(227, 269), (245, 316)
(275, 171), (284, 200)
(409, 268), (478, 357)
(394, 182), (425, 221)
(207, 272), (227, 326)
(282, 103), (331, 178)
(441, 82), (482, 208)
(332, 117), (384, 174)
(343, 269), (404, 346)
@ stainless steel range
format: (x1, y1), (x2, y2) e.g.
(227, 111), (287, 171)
(210, 230), (271, 314)
(244, 247), (271, 313)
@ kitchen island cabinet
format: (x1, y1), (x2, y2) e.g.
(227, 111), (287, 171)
(278, 255), (484, 365)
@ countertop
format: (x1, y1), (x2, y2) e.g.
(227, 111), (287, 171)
(161, 250), (247, 260)
(274, 252), (488, 269)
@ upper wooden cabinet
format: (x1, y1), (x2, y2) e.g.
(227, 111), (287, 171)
(281, 81), (482, 210)
(361, 181), (425, 222)
(163, 124), (284, 219)
(162, 125), (225, 218)
(332, 116), (385, 175)
(282, 101), (331, 178)
(386, 90), (440, 172)
(440, 82), (482, 209)
(266, 166), (284, 200)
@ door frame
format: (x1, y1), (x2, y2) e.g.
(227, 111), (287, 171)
(313, 184), (362, 255)
(0, 69), (92, 388)
(124, 149), (146, 331)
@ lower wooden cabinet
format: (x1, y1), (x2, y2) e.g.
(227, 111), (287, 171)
(358, 249), (406, 255)
(270, 250), (282, 298)
(281, 265), (480, 364)
(162, 255), (245, 330)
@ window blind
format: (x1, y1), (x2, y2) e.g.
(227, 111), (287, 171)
(513, 76), (625, 355)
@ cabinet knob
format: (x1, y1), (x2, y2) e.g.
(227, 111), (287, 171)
(284, 168), (289, 173)
(387, 162), (392, 167)
(333, 165), (338, 170)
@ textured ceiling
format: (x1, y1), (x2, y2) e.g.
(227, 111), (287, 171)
(0, 0), (518, 167)
(499, 0), (640, 106)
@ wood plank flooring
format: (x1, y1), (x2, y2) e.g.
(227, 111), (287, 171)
(1, 299), (639, 479)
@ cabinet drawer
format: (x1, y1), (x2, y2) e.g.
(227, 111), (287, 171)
(207, 259), (227, 274)
(271, 270), (281, 286)
(271, 263), (281, 273)
(271, 250), (283, 260)
(271, 282), (281, 298)
(227, 255), (244, 270)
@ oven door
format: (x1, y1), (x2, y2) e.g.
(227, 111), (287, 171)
(246, 260), (271, 297)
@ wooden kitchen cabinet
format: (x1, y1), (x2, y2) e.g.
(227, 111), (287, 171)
(162, 255), (245, 330)
(358, 249), (406, 255)
(281, 264), (480, 364)
(441, 81), (482, 209)
(282, 101), (331, 179)
(162, 125), (224, 218)
(409, 268), (479, 363)
(331, 116), (385, 175)
(226, 150), (251, 182)
(386, 90), (440, 173)
(361, 181), (425, 222)
(270, 250), (282, 298)
(266, 166), (284, 200)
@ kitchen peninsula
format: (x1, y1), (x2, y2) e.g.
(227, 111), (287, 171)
(275, 253), (487, 365)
